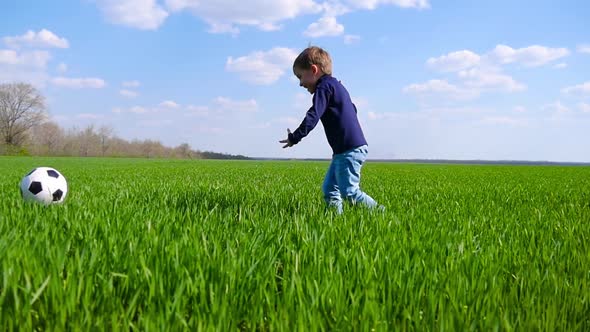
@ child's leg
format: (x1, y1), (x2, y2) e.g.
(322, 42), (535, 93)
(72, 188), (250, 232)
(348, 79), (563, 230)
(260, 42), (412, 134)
(334, 145), (378, 209)
(322, 158), (343, 213)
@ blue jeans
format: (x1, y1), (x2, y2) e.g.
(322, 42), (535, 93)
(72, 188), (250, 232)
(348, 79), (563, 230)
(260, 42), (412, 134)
(322, 145), (378, 213)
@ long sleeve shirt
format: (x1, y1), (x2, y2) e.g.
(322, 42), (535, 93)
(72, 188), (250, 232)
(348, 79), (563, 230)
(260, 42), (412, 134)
(288, 75), (368, 154)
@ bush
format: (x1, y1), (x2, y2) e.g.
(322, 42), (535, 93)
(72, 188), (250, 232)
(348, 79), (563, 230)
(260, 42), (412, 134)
(0, 144), (30, 156)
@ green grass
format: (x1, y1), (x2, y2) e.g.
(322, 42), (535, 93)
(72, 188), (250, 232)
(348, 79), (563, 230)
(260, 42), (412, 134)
(1, 156), (589, 330)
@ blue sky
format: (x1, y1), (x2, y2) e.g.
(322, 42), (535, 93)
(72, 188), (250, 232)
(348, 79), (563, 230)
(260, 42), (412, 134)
(1, 0), (589, 161)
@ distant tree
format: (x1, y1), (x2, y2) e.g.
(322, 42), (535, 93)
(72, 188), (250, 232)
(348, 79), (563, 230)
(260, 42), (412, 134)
(29, 121), (64, 155)
(0, 82), (46, 147)
(139, 139), (166, 158)
(78, 125), (101, 157)
(98, 125), (114, 156)
(175, 143), (193, 158)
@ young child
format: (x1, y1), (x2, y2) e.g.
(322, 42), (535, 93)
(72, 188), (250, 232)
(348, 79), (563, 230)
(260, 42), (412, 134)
(279, 46), (382, 214)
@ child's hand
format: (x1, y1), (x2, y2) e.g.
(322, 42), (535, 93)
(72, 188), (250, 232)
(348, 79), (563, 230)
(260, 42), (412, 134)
(279, 128), (294, 148)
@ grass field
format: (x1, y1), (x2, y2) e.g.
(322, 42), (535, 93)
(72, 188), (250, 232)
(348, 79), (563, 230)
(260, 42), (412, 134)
(1, 156), (589, 330)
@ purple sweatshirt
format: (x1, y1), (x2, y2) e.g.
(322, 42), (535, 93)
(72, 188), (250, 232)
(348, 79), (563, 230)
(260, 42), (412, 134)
(288, 75), (368, 154)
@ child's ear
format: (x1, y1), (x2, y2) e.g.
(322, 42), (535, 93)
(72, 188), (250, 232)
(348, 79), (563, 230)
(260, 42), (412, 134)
(311, 64), (320, 75)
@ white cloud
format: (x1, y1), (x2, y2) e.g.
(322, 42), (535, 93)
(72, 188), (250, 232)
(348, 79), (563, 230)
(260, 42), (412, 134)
(344, 34), (361, 44)
(130, 106), (149, 114)
(426, 50), (481, 72)
(159, 100), (180, 108)
(403, 79), (479, 100)
(275, 116), (300, 127)
(120, 89), (138, 98)
(96, 0), (169, 30)
(304, 16), (344, 37)
(458, 68), (526, 92)
(213, 96), (258, 113)
(553, 63), (567, 69)
(186, 105), (209, 116)
(56, 62), (68, 73)
(3, 29), (69, 49)
(489, 44), (569, 67)
(352, 96), (369, 109)
(543, 101), (570, 114)
(578, 102), (590, 113)
(122, 80), (140, 87)
(321, 1), (351, 16)
(561, 81), (590, 97)
(0, 48), (51, 85)
(77, 113), (104, 120)
(51, 77), (106, 88)
(0, 66), (49, 87)
(513, 106), (527, 113)
(480, 116), (528, 127)
(93, 0), (432, 35)
(226, 47), (298, 85)
(346, 0), (430, 10)
(577, 44), (590, 54)
(165, 0), (321, 34)
(206, 22), (240, 35)
(0, 49), (51, 68)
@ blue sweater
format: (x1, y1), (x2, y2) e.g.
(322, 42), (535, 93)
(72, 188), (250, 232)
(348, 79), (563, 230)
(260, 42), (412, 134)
(289, 75), (368, 154)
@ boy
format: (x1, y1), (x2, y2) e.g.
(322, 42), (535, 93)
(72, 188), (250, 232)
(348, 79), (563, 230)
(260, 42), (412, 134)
(279, 46), (381, 214)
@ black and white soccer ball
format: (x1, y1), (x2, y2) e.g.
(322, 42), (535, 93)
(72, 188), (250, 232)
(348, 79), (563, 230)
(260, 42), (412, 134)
(20, 167), (68, 205)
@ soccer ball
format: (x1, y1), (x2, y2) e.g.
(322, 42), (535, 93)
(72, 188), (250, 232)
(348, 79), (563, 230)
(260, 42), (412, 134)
(20, 167), (68, 205)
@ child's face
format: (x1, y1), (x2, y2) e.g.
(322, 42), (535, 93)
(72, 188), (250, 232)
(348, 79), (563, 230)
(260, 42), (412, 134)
(294, 65), (320, 94)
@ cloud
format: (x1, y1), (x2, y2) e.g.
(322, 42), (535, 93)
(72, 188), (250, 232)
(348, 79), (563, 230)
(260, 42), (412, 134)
(186, 105), (209, 116)
(159, 100), (180, 108)
(489, 44), (569, 67)
(122, 80), (140, 87)
(346, 0), (430, 10)
(56, 62), (68, 73)
(130, 106), (148, 114)
(226, 47), (299, 85)
(407, 43), (567, 103)
(114, 97), (257, 116)
(561, 81), (590, 97)
(344, 34), (361, 44)
(51, 77), (106, 88)
(213, 96), (258, 113)
(403, 79), (479, 100)
(577, 44), (590, 54)
(3, 29), (69, 49)
(0, 66), (49, 87)
(480, 116), (528, 127)
(543, 101), (570, 114)
(0, 49), (51, 68)
(96, 0), (169, 30)
(120, 89), (138, 98)
(165, 0), (321, 34)
(426, 50), (481, 72)
(553, 63), (567, 69)
(77, 113), (104, 120)
(513, 106), (527, 113)
(90, 0), (432, 36)
(113, 105), (168, 114)
(304, 16), (344, 37)
(578, 102), (590, 113)
(458, 68), (526, 92)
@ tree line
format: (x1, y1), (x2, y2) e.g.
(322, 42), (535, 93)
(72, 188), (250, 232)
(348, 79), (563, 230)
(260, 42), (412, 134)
(0, 82), (249, 160)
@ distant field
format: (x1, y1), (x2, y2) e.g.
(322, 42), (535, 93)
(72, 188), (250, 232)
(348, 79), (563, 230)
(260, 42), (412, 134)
(1, 156), (589, 330)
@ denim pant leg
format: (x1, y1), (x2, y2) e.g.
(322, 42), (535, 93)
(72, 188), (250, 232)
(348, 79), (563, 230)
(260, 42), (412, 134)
(334, 145), (378, 209)
(322, 158), (343, 213)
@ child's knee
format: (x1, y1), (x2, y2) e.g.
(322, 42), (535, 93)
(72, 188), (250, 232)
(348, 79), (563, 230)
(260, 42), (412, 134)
(341, 188), (361, 202)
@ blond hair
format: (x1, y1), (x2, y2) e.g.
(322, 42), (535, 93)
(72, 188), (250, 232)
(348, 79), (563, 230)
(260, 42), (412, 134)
(293, 46), (332, 75)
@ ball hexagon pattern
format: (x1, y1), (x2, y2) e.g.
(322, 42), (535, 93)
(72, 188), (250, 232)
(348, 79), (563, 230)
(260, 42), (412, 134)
(20, 167), (68, 205)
